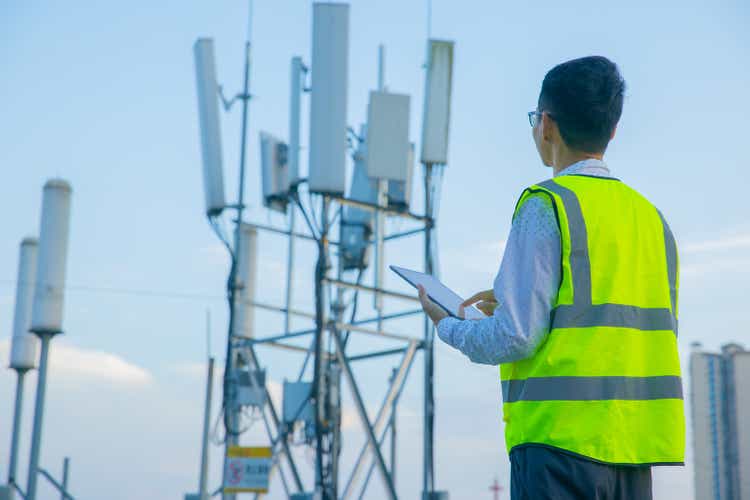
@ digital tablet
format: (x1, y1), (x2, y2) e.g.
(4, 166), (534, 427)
(389, 265), (487, 320)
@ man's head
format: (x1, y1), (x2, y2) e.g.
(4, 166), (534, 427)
(532, 56), (626, 168)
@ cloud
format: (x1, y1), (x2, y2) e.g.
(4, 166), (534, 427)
(680, 230), (750, 279)
(53, 343), (153, 384)
(0, 338), (152, 384)
(682, 232), (750, 254)
(681, 258), (750, 278)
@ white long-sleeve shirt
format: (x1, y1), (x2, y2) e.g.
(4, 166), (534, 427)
(436, 159), (612, 365)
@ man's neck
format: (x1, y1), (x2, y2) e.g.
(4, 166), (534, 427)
(552, 150), (604, 176)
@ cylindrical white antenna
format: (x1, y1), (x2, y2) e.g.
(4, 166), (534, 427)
(420, 39), (454, 165)
(26, 179), (73, 500)
(10, 238), (39, 370)
(233, 224), (258, 338)
(308, 2), (350, 194)
(194, 38), (227, 216)
(30, 179), (72, 335)
(7, 239), (38, 489)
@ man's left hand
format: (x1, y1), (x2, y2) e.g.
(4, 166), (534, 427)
(417, 284), (451, 326)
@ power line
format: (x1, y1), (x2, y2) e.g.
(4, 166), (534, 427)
(0, 280), (224, 302)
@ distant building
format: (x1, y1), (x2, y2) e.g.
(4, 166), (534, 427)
(690, 342), (750, 500)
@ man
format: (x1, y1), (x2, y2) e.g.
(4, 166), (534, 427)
(417, 56), (684, 500)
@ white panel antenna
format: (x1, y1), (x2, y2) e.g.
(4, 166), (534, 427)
(308, 3), (350, 194)
(9, 238), (39, 370)
(194, 38), (227, 216)
(233, 224), (258, 338)
(420, 39), (454, 165)
(366, 91), (410, 182)
(260, 131), (291, 213)
(30, 179), (72, 335)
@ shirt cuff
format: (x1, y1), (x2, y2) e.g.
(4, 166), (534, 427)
(436, 316), (461, 345)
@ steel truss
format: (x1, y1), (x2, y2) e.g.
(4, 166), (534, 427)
(216, 163), (442, 499)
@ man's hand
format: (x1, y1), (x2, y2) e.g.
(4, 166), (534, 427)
(460, 289), (498, 317)
(417, 284), (450, 326)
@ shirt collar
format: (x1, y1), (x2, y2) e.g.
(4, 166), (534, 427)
(554, 158), (610, 177)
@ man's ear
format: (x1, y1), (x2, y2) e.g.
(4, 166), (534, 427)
(541, 112), (557, 143)
(610, 124), (618, 140)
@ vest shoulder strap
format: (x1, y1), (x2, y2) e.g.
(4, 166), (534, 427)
(512, 185), (560, 230)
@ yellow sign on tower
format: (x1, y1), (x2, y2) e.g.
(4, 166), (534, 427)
(223, 446), (272, 493)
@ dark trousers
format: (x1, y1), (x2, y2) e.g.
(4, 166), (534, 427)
(510, 446), (652, 500)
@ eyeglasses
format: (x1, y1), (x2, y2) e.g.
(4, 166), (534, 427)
(528, 110), (543, 128)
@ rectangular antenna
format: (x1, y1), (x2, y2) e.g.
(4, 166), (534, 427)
(420, 39), (454, 165)
(308, 3), (350, 194)
(193, 38), (226, 215)
(366, 91), (411, 182)
(260, 131), (290, 213)
(233, 224), (258, 338)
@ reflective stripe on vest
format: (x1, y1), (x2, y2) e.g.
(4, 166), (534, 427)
(502, 375), (683, 403)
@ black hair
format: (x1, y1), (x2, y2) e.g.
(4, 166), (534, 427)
(538, 56), (626, 153)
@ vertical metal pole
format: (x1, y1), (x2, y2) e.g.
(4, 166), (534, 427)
(329, 361), (342, 500)
(285, 204), (297, 336)
(223, 3), (253, 498)
(373, 45), (387, 334)
(374, 180), (387, 335)
(26, 333), (53, 500)
(377, 45), (386, 92)
(426, 0), (432, 41)
(60, 457), (69, 500)
(332, 208), (345, 499)
(390, 368), (398, 489)
(199, 357), (214, 500)
(423, 163), (435, 497)
(7, 369), (28, 487)
(313, 197), (330, 497)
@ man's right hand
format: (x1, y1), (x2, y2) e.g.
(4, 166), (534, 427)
(460, 289), (498, 317)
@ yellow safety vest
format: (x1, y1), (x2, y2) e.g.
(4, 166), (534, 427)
(500, 174), (685, 465)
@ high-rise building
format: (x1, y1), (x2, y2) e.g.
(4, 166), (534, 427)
(690, 342), (750, 500)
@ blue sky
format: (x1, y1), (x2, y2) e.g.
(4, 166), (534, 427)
(1, 1), (748, 498)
